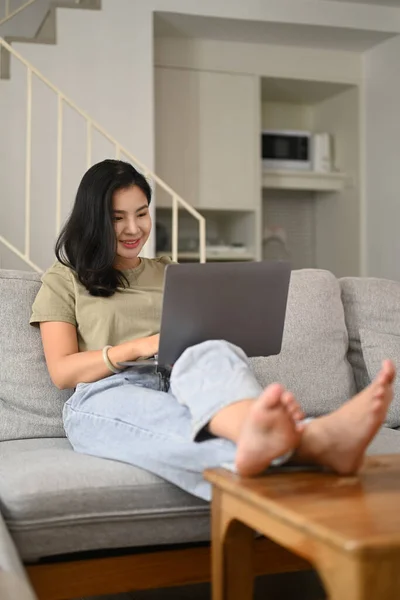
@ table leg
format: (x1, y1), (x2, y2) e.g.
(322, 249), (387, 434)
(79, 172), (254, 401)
(317, 550), (400, 600)
(211, 488), (255, 600)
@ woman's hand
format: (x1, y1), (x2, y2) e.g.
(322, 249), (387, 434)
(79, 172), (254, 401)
(136, 334), (160, 359)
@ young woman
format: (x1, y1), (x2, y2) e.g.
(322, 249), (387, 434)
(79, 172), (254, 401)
(31, 159), (395, 501)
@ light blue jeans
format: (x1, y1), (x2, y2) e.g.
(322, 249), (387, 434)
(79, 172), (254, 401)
(63, 340), (266, 501)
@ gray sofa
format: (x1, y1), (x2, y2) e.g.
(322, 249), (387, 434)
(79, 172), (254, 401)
(1, 267), (400, 600)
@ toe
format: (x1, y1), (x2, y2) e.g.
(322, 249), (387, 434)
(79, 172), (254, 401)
(259, 383), (285, 409)
(281, 391), (295, 408)
(379, 360), (396, 385)
(293, 409), (305, 421)
(281, 391), (304, 421)
(385, 360), (396, 383)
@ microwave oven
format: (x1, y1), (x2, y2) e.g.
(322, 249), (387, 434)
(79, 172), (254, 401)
(262, 130), (312, 171)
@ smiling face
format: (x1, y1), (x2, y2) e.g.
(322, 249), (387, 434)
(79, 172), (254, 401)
(112, 185), (152, 270)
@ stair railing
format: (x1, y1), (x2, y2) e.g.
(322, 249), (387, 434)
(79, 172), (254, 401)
(0, 37), (206, 272)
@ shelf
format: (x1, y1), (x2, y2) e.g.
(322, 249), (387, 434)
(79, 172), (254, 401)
(262, 170), (349, 192)
(155, 205), (256, 213)
(156, 251), (255, 262)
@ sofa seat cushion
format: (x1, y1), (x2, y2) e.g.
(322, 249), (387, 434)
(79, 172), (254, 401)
(341, 277), (400, 427)
(250, 269), (356, 417)
(2, 431), (400, 564)
(0, 439), (209, 562)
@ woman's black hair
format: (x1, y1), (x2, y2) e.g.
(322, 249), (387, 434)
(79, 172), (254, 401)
(55, 159), (152, 297)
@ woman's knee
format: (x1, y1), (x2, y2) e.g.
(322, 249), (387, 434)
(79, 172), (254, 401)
(171, 340), (250, 386)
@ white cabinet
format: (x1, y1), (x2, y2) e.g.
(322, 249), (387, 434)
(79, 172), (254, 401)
(155, 67), (259, 211)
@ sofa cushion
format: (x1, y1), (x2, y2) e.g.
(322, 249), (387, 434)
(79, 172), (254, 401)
(0, 438), (209, 562)
(360, 329), (400, 428)
(2, 430), (399, 564)
(0, 270), (72, 441)
(250, 269), (356, 417)
(340, 277), (400, 425)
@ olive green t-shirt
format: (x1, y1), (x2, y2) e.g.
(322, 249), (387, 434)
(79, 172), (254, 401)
(30, 257), (173, 352)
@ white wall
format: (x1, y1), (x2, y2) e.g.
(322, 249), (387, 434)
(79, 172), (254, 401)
(155, 37), (362, 84)
(156, 38), (362, 276)
(153, 0), (400, 33)
(0, 1), (99, 41)
(364, 35), (400, 280)
(0, 0), (155, 269)
(314, 86), (360, 276)
(1, 0), (400, 271)
(8, 0), (155, 171)
(262, 103), (314, 131)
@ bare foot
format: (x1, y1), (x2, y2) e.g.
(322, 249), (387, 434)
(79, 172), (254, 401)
(296, 360), (396, 475)
(235, 384), (301, 477)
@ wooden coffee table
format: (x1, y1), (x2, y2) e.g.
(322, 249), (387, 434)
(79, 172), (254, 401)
(204, 455), (400, 600)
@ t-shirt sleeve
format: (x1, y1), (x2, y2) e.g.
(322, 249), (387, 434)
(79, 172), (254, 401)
(30, 266), (77, 327)
(158, 255), (177, 266)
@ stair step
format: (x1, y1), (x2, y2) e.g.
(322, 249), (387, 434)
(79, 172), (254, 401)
(4, 35), (55, 44)
(0, 46), (8, 80)
(53, 0), (101, 9)
(35, 1), (101, 42)
(35, 9), (55, 41)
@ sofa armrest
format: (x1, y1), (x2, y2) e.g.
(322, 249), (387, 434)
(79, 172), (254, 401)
(0, 512), (37, 600)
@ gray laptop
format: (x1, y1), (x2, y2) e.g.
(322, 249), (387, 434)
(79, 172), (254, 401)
(119, 260), (291, 370)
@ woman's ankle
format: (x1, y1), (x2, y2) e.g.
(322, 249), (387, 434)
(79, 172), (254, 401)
(208, 399), (255, 442)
